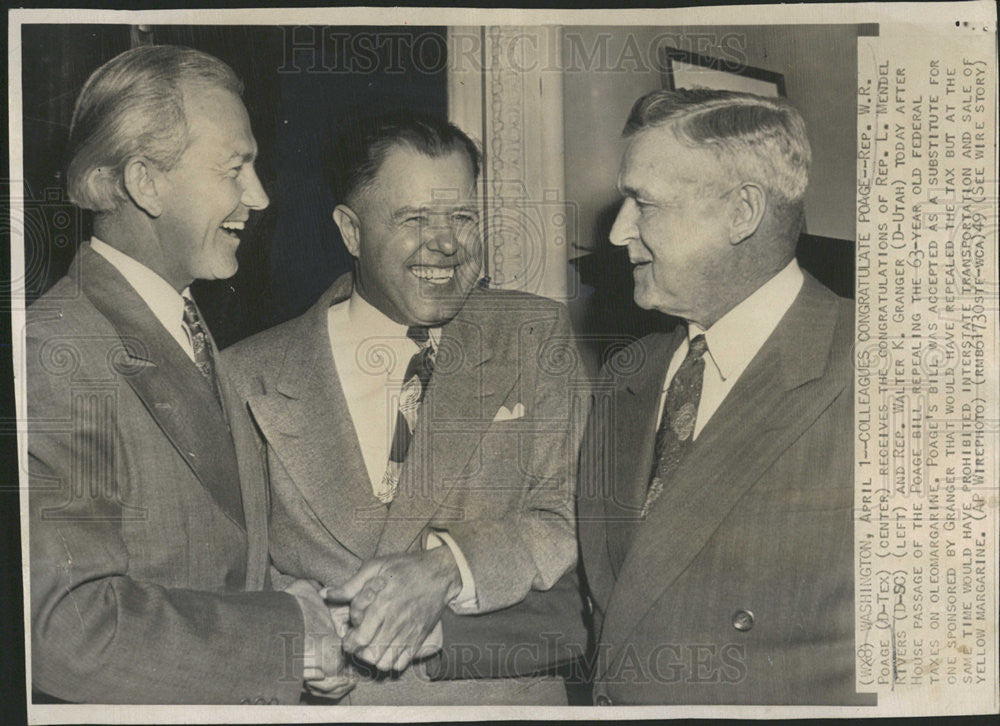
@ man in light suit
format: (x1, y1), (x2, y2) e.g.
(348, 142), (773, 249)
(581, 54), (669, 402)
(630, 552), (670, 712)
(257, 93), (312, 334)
(578, 89), (873, 705)
(26, 46), (351, 704)
(225, 114), (587, 704)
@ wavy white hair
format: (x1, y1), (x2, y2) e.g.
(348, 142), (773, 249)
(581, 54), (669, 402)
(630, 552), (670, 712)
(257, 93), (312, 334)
(624, 88), (811, 206)
(66, 45), (243, 212)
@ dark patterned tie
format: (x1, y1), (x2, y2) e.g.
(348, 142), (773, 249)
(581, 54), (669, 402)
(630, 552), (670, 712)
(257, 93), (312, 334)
(182, 296), (223, 409)
(376, 326), (436, 504)
(641, 334), (709, 517)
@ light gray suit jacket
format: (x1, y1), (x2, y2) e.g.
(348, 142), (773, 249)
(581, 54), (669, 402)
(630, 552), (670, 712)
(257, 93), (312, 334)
(26, 244), (307, 704)
(579, 273), (876, 705)
(225, 273), (588, 704)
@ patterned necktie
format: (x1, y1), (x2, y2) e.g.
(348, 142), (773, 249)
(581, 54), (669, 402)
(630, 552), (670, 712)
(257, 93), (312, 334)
(376, 326), (436, 504)
(182, 296), (223, 409)
(641, 334), (709, 517)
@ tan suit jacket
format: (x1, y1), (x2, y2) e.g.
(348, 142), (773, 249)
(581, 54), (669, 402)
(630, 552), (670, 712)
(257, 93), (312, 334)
(225, 274), (588, 704)
(579, 273), (875, 705)
(27, 244), (306, 704)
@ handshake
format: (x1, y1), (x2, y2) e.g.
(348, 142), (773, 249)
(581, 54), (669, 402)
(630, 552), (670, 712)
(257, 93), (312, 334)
(286, 546), (463, 699)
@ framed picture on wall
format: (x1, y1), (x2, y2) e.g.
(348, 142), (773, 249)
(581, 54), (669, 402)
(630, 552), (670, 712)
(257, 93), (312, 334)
(659, 46), (786, 97)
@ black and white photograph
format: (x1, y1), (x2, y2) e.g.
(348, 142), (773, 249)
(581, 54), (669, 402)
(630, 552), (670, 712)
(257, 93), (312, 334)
(6, 4), (997, 722)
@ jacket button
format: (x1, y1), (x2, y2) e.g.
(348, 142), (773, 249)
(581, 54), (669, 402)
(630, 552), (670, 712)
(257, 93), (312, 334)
(253, 697), (267, 705)
(239, 697), (250, 705)
(732, 609), (755, 632)
(595, 693), (613, 706)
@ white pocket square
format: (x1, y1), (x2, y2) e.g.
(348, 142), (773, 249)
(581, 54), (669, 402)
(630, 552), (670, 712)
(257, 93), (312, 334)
(493, 402), (526, 422)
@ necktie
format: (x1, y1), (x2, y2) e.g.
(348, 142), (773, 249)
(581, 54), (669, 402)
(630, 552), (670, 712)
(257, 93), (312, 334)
(641, 334), (709, 517)
(376, 326), (436, 504)
(182, 296), (223, 409)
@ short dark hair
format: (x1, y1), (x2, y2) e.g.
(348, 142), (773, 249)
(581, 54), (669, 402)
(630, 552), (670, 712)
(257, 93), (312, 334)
(329, 111), (481, 206)
(67, 45), (243, 212)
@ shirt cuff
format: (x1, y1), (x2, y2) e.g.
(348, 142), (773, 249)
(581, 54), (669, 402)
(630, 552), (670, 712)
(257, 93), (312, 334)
(425, 530), (479, 613)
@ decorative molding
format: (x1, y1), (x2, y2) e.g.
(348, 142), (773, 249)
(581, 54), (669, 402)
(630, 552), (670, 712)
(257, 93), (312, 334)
(448, 26), (573, 301)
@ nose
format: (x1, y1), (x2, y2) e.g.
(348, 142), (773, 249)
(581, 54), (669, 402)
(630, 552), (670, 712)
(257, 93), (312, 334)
(608, 198), (637, 248)
(425, 224), (459, 256)
(240, 165), (270, 211)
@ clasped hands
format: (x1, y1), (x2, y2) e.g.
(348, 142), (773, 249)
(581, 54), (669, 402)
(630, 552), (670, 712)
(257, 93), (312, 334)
(287, 546), (462, 699)
(323, 546), (462, 673)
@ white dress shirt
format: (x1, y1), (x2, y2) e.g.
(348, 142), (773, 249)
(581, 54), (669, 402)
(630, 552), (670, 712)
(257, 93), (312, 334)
(657, 259), (805, 439)
(90, 237), (196, 362)
(327, 291), (477, 611)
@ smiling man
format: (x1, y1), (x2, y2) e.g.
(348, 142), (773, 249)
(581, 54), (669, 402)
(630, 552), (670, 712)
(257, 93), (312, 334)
(225, 113), (587, 704)
(577, 89), (870, 705)
(26, 45), (350, 704)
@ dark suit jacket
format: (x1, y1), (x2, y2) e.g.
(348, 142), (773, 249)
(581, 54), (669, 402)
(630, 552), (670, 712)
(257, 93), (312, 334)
(579, 273), (874, 705)
(26, 243), (305, 704)
(225, 273), (588, 704)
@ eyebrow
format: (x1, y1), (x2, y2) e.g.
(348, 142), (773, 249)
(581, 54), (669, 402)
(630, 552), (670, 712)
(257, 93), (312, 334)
(221, 149), (256, 166)
(619, 182), (651, 200)
(391, 204), (479, 220)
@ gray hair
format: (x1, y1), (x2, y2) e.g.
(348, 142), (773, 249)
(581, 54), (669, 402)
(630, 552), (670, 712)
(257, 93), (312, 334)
(66, 45), (243, 212)
(623, 88), (811, 205)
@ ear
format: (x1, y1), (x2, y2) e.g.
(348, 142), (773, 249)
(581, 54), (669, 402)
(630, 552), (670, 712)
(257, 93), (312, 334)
(122, 157), (164, 217)
(332, 204), (362, 258)
(728, 182), (767, 245)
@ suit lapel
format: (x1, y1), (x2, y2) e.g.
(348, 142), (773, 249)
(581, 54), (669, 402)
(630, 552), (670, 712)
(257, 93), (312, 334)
(376, 291), (517, 556)
(78, 244), (246, 530)
(599, 276), (849, 676)
(246, 278), (385, 561)
(603, 330), (681, 576)
(216, 358), (267, 587)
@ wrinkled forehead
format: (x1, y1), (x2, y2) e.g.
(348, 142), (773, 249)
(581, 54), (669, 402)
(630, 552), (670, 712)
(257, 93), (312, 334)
(619, 125), (727, 194)
(372, 146), (479, 206)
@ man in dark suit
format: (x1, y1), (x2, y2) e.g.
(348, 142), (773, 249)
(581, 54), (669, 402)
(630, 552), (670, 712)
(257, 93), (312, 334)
(26, 45), (351, 704)
(578, 89), (871, 705)
(225, 114), (587, 704)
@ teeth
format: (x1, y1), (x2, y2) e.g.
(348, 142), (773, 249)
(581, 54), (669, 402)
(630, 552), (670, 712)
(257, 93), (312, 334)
(411, 266), (455, 283)
(221, 221), (245, 231)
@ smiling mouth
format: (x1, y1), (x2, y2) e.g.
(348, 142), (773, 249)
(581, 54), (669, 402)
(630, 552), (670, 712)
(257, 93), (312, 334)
(410, 265), (455, 284)
(219, 220), (245, 241)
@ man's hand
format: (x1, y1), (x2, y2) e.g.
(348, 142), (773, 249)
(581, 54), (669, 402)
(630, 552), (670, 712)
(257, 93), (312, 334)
(284, 579), (356, 700)
(322, 548), (461, 672)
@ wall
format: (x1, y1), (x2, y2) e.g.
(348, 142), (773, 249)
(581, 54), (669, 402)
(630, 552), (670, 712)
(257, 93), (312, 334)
(562, 24), (860, 256)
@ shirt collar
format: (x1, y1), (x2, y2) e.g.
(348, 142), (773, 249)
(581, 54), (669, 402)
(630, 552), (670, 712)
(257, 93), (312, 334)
(346, 288), (442, 349)
(89, 236), (191, 326)
(693, 259), (804, 382)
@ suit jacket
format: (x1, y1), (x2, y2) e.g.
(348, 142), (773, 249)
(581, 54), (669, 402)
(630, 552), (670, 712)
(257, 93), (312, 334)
(579, 273), (874, 705)
(26, 243), (305, 704)
(224, 273), (588, 704)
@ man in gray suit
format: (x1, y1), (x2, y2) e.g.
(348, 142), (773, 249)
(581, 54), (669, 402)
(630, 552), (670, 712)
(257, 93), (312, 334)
(27, 46), (351, 704)
(578, 89), (870, 705)
(226, 114), (587, 704)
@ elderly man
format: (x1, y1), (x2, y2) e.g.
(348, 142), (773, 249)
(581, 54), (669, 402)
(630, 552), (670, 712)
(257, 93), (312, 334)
(578, 89), (870, 705)
(26, 45), (350, 704)
(225, 113), (586, 704)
